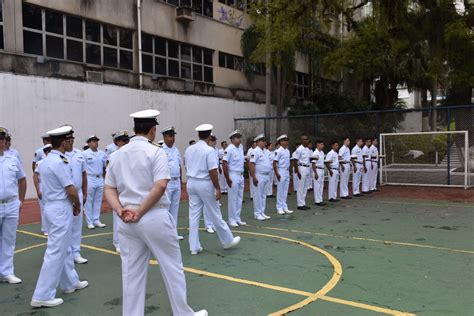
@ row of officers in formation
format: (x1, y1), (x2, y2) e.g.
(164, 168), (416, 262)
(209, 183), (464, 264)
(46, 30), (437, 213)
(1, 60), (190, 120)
(0, 110), (383, 316)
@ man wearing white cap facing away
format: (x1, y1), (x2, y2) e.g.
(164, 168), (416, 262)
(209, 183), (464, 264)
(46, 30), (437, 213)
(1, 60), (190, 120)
(311, 139), (326, 206)
(32, 134), (51, 172)
(33, 144), (53, 236)
(104, 132), (119, 162)
(185, 124), (241, 255)
(248, 134), (272, 220)
(104, 109), (207, 316)
(223, 130), (246, 226)
(273, 134), (293, 215)
(31, 125), (88, 308)
(83, 134), (107, 229)
(161, 126), (184, 240)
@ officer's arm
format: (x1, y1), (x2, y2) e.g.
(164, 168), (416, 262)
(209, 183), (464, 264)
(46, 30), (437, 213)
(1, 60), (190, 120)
(31, 162), (36, 173)
(65, 185), (81, 214)
(82, 171), (88, 204)
(223, 160), (230, 181)
(33, 172), (41, 198)
(104, 185), (123, 216)
(135, 179), (169, 217)
(18, 177), (27, 205)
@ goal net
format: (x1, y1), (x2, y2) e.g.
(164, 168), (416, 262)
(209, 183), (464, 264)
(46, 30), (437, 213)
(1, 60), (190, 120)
(379, 131), (472, 188)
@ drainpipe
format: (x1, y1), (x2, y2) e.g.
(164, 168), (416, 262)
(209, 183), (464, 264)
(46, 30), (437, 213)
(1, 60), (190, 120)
(137, 0), (143, 89)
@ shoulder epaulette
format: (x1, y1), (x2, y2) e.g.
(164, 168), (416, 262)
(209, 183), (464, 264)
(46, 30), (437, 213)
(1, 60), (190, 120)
(60, 155), (69, 164)
(148, 140), (162, 148)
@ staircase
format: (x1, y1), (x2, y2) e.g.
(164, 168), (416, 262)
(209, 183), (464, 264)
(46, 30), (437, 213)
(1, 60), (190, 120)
(440, 145), (462, 167)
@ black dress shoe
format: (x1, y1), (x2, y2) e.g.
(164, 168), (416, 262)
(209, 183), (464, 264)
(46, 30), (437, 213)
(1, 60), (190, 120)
(362, 191), (370, 194)
(297, 206), (306, 210)
(372, 189), (380, 192)
(353, 194), (363, 197)
(303, 206), (311, 210)
(315, 202), (327, 206)
(329, 199), (340, 202)
(267, 195), (275, 198)
(341, 196), (352, 199)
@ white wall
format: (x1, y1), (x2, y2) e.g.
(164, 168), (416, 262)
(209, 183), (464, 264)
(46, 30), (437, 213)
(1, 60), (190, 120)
(0, 72), (270, 198)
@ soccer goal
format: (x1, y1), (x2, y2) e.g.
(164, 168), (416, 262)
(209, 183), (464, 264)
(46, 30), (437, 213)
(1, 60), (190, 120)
(379, 131), (472, 189)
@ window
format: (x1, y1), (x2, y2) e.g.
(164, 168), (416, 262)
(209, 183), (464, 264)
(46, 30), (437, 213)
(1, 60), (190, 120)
(22, 3), (134, 70)
(0, 0), (4, 49)
(219, 0), (245, 11)
(294, 72), (310, 99)
(163, 0), (213, 18)
(219, 51), (265, 75)
(141, 33), (214, 83)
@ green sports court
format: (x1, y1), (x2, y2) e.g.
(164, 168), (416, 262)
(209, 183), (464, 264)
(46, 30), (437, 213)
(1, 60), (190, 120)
(3, 187), (473, 315)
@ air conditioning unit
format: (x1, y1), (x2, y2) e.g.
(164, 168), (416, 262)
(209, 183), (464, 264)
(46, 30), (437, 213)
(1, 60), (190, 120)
(176, 6), (195, 23)
(86, 71), (103, 84)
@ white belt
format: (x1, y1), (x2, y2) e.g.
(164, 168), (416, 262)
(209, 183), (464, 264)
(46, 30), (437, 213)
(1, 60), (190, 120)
(229, 171), (244, 175)
(0, 197), (17, 204)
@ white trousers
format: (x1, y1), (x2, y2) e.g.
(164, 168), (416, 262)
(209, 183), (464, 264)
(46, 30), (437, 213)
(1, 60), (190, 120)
(339, 163), (351, 197)
(296, 166), (310, 207)
(218, 169), (228, 193)
(187, 179), (234, 252)
(313, 169), (325, 203)
(113, 212), (120, 248)
(118, 209), (194, 316)
(85, 176), (104, 226)
(227, 172), (244, 225)
(71, 190), (84, 257)
(362, 161), (371, 192)
(370, 162), (379, 190)
(292, 172), (299, 192)
(276, 170), (290, 211)
(166, 179), (181, 229)
(0, 199), (20, 277)
(252, 173), (270, 216)
(32, 201), (80, 301)
(306, 170), (313, 190)
(265, 171), (274, 196)
(328, 170), (339, 200)
(38, 198), (48, 233)
(352, 164), (363, 195)
(249, 174), (256, 198)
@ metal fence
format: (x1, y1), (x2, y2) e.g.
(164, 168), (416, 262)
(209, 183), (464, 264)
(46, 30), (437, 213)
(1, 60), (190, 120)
(234, 105), (474, 150)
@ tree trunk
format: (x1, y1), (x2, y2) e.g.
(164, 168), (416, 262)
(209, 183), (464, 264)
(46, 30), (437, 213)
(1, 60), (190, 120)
(430, 76), (438, 131)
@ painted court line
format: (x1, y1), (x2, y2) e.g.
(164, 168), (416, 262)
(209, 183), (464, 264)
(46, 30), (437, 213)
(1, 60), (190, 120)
(248, 225), (474, 254)
(16, 229), (414, 315)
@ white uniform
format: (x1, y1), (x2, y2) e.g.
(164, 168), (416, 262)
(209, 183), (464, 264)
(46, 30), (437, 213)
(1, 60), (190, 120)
(362, 145), (371, 193)
(162, 144), (182, 231)
(83, 148), (106, 226)
(351, 145), (363, 195)
(291, 145), (312, 207)
(264, 149), (274, 196)
(311, 149), (325, 203)
(105, 136), (194, 316)
(246, 147), (256, 199)
(5, 148), (22, 164)
(104, 143), (118, 161)
(250, 146), (273, 217)
(32, 150), (81, 301)
(33, 147), (48, 233)
(185, 140), (235, 253)
(33, 147), (47, 165)
(306, 149), (314, 191)
(65, 149), (86, 258)
(223, 143), (245, 225)
(370, 145), (379, 191)
(326, 149), (340, 200)
(218, 148), (228, 193)
(34, 160), (48, 233)
(0, 154), (25, 278)
(338, 145), (351, 198)
(273, 146), (291, 212)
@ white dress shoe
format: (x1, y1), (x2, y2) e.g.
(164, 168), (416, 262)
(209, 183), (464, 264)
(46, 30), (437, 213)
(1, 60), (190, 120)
(237, 221), (247, 226)
(191, 247), (203, 255)
(43, 232), (48, 236)
(74, 256), (88, 264)
(178, 235), (184, 240)
(63, 280), (89, 294)
(195, 310), (208, 316)
(262, 214), (271, 219)
(94, 221), (106, 228)
(87, 224), (95, 230)
(255, 215), (266, 221)
(31, 298), (64, 307)
(277, 210), (286, 215)
(223, 236), (241, 250)
(284, 209), (294, 214)
(206, 228), (215, 234)
(116, 247), (121, 254)
(1, 275), (22, 284)
(229, 222), (239, 228)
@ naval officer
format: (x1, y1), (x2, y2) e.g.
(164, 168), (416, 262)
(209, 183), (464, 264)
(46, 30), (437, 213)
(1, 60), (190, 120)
(351, 138), (364, 197)
(291, 135), (312, 210)
(339, 137), (352, 199)
(222, 130), (246, 227)
(185, 124), (240, 255)
(32, 134), (51, 172)
(31, 125), (88, 308)
(104, 109), (207, 316)
(0, 127), (26, 285)
(273, 134), (293, 215)
(311, 139), (326, 206)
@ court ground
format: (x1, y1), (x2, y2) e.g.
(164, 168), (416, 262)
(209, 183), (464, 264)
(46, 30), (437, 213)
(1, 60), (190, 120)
(2, 186), (473, 315)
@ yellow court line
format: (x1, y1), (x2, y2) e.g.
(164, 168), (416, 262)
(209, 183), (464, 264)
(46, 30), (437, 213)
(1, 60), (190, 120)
(14, 242), (47, 254)
(16, 229), (414, 315)
(250, 225), (474, 254)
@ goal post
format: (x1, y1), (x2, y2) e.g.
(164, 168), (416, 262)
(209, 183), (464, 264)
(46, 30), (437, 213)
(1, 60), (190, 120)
(379, 131), (471, 189)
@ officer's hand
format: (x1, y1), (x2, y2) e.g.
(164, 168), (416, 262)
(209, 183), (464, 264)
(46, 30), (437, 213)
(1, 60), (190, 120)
(253, 177), (258, 186)
(83, 194), (87, 205)
(19, 201), (23, 213)
(341, 166), (345, 172)
(37, 192), (42, 200)
(276, 174), (281, 182)
(121, 209), (140, 223)
(297, 172), (301, 180)
(226, 178), (233, 188)
(215, 190), (221, 201)
(364, 167), (367, 173)
(73, 204), (81, 216)
(314, 174), (318, 181)
(329, 171), (333, 177)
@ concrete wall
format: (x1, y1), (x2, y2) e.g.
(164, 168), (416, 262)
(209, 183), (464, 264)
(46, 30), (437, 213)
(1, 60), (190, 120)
(0, 72), (272, 198)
